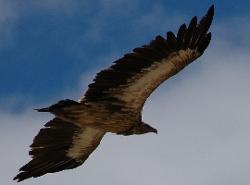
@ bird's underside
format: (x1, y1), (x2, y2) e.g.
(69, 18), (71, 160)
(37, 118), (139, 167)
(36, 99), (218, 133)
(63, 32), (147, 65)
(14, 5), (214, 182)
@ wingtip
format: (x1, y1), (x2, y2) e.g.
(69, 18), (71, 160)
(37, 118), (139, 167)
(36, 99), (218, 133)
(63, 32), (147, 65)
(13, 171), (26, 182)
(207, 4), (215, 16)
(13, 174), (23, 182)
(191, 16), (198, 23)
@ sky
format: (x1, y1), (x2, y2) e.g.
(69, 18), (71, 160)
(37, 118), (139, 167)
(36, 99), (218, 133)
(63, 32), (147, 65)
(1, 0), (250, 185)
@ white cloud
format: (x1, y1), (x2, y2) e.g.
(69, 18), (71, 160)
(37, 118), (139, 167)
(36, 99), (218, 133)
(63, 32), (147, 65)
(2, 53), (250, 184)
(0, 110), (52, 185)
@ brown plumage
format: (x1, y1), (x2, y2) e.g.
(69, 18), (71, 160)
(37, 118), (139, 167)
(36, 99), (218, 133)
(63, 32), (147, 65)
(14, 5), (214, 182)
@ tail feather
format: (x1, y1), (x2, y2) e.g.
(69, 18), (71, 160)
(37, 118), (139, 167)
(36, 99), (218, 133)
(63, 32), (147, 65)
(34, 99), (79, 113)
(34, 107), (50, 112)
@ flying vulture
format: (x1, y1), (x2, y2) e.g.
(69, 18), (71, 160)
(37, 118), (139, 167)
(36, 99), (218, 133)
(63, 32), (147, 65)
(14, 5), (214, 182)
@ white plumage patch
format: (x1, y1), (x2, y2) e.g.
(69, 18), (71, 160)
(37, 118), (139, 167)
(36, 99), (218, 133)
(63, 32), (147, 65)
(116, 49), (200, 108)
(67, 127), (104, 159)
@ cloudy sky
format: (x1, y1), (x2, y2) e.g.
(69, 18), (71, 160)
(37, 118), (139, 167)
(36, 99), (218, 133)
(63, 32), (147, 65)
(1, 0), (250, 185)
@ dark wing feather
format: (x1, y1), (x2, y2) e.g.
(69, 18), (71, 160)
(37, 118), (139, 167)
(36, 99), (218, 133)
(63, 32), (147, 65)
(14, 118), (105, 182)
(80, 5), (214, 111)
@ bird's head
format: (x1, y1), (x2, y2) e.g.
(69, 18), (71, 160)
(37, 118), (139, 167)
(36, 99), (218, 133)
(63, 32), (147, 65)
(134, 122), (158, 135)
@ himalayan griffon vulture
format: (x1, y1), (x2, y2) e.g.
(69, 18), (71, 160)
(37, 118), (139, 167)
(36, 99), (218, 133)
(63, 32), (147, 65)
(14, 5), (214, 182)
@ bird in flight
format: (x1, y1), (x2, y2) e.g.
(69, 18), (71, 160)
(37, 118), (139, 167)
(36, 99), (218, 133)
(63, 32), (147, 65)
(14, 5), (214, 182)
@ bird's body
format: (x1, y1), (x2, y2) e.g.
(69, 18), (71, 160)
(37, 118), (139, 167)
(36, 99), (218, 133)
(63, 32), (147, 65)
(41, 99), (141, 133)
(14, 5), (214, 182)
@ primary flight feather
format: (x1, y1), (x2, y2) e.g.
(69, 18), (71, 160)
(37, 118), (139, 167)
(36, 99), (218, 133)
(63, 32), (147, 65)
(14, 5), (214, 182)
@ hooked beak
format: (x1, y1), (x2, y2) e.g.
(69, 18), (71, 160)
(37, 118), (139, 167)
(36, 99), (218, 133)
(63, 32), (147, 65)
(150, 127), (158, 134)
(142, 121), (158, 134)
(152, 128), (158, 134)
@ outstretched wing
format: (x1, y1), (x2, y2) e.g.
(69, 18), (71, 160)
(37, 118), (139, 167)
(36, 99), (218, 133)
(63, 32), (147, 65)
(14, 118), (105, 182)
(81, 6), (214, 111)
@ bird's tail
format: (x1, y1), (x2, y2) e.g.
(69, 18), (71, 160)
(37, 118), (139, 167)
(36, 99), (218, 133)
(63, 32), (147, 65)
(35, 99), (79, 112)
(34, 99), (88, 125)
(34, 107), (50, 112)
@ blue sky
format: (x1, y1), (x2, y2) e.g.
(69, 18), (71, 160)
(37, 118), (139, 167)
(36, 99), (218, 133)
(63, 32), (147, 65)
(1, 1), (250, 185)
(1, 0), (250, 111)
